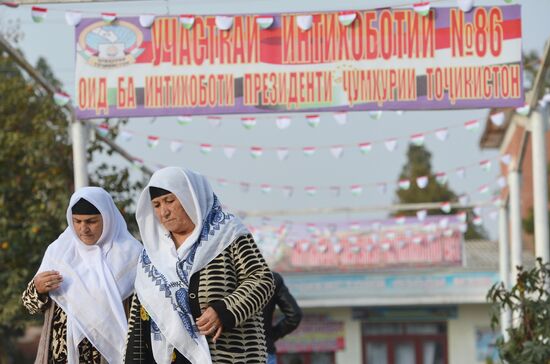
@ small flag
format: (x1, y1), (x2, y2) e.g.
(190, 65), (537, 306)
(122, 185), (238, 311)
(276, 116), (291, 129)
(101, 12), (117, 23)
(464, 119), (480, 131)
(147, 136), (160, 148)
(215, 15), (233, 30)
(65, 11), (82, 26)
(338, 11), (357, 26)
(443, 229), (454, 237)
(413, 1), (431, 16)
(456, 167), (466, 179)
(398, 179), (411, 190)
(395, 216), (406, 225)
(490, 112), (505, 126)
(440, 202), (452, 213)
(170, 140), (183, 153)
(435, 172), (448, 185)
(457, 0), (475, 12)
(515, 103), (530, 116)
(459, 194), (469, 206)
(412, 236), (423, 245)
(240, 182), (250, 193)
(435, 128), (449, 141)
(350, 185), (363, 196)
(439, 218), (449, 229)
(410, 133), (425, 146)
(256, 15), (274, 29)
(306, 114), (320, 127)
(200, 143), (212, 154)
(501, 154), (512, 165)
(96, 123), (109, 137)
(53, 91), (70, 106)
(384, 138), (397, 152)
(473, 216), (483, 226)
(330, 146), (344, 159)
(31, 6), (47, 23)
(359, 142), (372, 154)
(329, 186), (341, 196)
(473, 206), (483, 216)
(207, 116), (222, 127)
(333, 111), (347, 125)
(369, 110), (382, 120)
(296, 15), (313, 31)
(223, 146), (236, 159)
(305, 186), (318, 196)
(416, 176), (429, 189)
(479, 159), (492, 172)
(250, 146), (264, 158)
(478, 184), (490, 194)
(457, 211), (467, 223)
(139, 14), (156, 28)
(276, 148), (289, 161)
(132, 158), (144, 168)
(179, 15), (195, 29)
(177, 115), (192, 126)
(120, 129), (133, 142)
(282, 186), (294, 198)
(416, 209), (427, 221)
(302, 146), (316, 156)
(260, 184), (272, 194)
(217, 178), (228, 187)
(497, 176), (507, 189)
(241, 117), (256, 129)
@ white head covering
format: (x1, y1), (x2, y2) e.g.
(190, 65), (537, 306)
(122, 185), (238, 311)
(37, 187), (142, 364)
(134, 167), (248, 364)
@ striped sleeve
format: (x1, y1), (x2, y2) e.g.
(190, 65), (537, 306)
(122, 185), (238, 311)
(21, 280), (50, 315)
(211, 235), (275, 329)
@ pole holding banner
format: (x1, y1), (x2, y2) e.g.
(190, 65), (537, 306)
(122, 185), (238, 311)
(71, 115), (89, 189)
(498, 201), (511, 340)
(531, 104), (549, 263)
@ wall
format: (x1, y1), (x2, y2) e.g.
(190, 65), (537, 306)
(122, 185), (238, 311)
(447, 304), (494, 364)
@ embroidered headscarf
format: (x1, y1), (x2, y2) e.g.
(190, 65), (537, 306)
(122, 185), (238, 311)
(134, 167), (248, 364)
(37, 187), (142, 364)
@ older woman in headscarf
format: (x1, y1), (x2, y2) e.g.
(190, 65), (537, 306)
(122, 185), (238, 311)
(124, 167), (274, 364)
(21, 187), (142, 364)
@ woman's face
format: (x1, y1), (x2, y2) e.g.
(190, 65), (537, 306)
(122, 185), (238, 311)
(151, 193), (195, 234)
(72, 214), (103, 245)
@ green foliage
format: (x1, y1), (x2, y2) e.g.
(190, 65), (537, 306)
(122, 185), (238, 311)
(394, 144), (487, 240)
(487, 258), (550, 364)
(0, 52), (144, 359)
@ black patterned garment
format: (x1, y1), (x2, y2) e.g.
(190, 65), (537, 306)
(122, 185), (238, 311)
(125, 234), (275, 364)
(21, 281), (102, 364)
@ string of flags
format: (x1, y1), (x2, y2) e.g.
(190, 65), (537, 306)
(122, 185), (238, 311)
(1, 0), (518, 28)
(127, 148), (509, 200)
(96, 115), (490, 160)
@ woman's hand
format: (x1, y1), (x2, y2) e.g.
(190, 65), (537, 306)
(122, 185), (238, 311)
(33, 270), (63, 295)
(196, 307), (223, 342)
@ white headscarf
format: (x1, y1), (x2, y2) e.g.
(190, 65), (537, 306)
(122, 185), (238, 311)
(37, 187), (142, 364)
(134, 167), (248, 364)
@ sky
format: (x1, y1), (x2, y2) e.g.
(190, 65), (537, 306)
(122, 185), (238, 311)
(2, 0), (550, 240)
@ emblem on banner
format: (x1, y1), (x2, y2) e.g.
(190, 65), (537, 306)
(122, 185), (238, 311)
(77, 20), (144, 68)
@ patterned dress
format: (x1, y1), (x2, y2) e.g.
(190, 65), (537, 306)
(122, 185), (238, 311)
(21, 281), (102, 364)
(125, 234), (275, 364)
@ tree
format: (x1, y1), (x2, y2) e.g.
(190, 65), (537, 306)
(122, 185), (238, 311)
(0, 50), (143, 361)
(393, 144), (487, 240)
(487, 259), (550, 364)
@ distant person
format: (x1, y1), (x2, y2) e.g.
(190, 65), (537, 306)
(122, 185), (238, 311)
(263, 271), (303, 364)
(21, 187), (141, 364)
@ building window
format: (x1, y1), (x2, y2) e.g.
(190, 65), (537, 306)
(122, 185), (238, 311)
(362, 323), (447, 364)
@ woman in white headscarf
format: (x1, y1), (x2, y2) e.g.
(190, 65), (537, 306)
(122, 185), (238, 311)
(125, 167), (274, 364)
(21, 187), (142, 364)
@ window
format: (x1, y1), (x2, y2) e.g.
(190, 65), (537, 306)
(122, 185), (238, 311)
(362, 323), (447, 364)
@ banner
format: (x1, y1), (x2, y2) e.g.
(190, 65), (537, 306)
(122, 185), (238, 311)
(75, 5), (523, 119)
